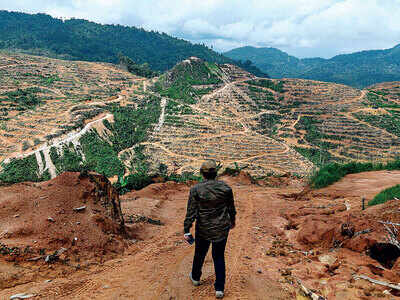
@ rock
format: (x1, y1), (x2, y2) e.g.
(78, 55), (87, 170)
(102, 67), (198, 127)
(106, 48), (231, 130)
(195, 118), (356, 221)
(296, 217), (337, 247)
(318, 254), (337, 266)
(45, 247), (67, 263)
(10, 293), (36, 299)
(73, 206), (86, 212)
(280, 268), (292, 276)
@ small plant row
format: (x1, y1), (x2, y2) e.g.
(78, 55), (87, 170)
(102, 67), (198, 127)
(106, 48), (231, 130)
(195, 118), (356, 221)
(369, 184), (400, 206)
(0, 87), (42, 110)
(246, 79), (284, 93)
(310, 158), (400, 189)
(353, 111), (400, 138)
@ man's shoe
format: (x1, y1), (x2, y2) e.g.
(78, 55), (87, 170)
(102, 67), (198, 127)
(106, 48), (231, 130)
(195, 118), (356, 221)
(189, 272), (200, 286)
(216, 291), (224, 298)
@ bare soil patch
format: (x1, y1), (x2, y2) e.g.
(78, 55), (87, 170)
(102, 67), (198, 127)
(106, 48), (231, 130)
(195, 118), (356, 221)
(0, 171), (399, 299)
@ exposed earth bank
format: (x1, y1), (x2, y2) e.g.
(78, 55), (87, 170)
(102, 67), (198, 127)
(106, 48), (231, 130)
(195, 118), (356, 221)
(0, 171), (399, 299)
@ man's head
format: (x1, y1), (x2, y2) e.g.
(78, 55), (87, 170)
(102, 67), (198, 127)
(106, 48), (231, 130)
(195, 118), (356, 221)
(200, 159), (217, 180)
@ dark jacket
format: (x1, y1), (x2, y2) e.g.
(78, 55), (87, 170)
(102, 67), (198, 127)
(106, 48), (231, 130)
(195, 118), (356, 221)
(184, 179), (236, 242)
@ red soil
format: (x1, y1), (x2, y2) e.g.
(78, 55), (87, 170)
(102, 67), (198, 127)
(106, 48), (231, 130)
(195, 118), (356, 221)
(0, 171), (399, 299)
(0, 172), (129, 264)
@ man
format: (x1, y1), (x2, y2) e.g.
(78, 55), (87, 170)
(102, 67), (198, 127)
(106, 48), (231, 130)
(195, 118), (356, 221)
(183, 159), (236, 299)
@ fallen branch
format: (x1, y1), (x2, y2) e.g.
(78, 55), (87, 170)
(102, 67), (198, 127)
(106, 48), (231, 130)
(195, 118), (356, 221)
(379, 221), (400, 250)
(353, 274), (400, 291)
(354, 228), (372, 237)
(296, 279), (326, 300)
(379, 221), (400, 227)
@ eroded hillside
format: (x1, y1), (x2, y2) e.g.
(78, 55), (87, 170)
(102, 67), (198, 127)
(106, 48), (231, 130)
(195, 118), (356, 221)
(138, 58), (400, 177)
(0, 52), (144, 160)
(1, 54), (400, 183)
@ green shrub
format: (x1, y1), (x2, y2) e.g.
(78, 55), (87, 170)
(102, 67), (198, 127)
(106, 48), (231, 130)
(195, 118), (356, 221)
(294, 146), (333, 167)
(1, 87), (42, 109)
(369, 184), (400, 206)
(116, 172), (153, 194)
(80, 131), (125, 177)
(165, 172), (202, 183)
(105, 98), (161, 152)
(0, 155), (41, 184)
(246, 79), (284, 92)
(221, 162), (245, 176)
(310, 158), (400, 189)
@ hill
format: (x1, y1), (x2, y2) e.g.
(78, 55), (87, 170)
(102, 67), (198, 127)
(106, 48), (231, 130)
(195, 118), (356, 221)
(0, 10), (227, 71)
(1, 53), (400, 184)
(0, 10), (267, 78)
(224, 45), (400, 88)
(1, 54), (400, 299)
(0, 51), (144, 173)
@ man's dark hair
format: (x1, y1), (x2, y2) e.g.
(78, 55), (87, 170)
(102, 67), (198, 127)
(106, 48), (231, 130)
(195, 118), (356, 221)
(200, 159), (218, 180)
(201, 170), (217, 180)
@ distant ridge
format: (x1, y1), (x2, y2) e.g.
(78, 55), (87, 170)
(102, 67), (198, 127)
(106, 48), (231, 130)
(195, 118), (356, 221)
(0, 10), (266, 77)
(0, 10), (229, 71)
(224, 44), (400, 88)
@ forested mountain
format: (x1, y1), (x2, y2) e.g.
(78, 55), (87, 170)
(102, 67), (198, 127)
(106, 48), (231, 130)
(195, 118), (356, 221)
(0, 10), (266, 77)
(224, 45), (400, 88)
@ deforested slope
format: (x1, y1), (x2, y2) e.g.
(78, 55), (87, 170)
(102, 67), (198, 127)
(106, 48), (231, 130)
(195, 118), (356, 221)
(2, 54), (400, 184)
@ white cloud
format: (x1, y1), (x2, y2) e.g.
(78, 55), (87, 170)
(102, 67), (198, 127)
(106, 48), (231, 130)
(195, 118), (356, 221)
(0, 0), (399, 58)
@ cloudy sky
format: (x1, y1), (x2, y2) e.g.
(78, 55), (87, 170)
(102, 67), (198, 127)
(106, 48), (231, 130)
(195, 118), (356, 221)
(0, 0), (399, 58)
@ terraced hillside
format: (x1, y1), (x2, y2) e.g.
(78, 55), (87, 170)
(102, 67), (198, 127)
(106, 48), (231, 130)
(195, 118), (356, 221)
(0, 52), (144, 162)
(242, 78), (400, 165)
(137, 59), (400, 177)
(1, 53), (400, 183)
(136, 60), (313, 177)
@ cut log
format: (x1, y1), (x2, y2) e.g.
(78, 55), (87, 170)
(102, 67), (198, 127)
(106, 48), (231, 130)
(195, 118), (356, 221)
(353, 274), (400, 291)
(296, 279), (326, 300)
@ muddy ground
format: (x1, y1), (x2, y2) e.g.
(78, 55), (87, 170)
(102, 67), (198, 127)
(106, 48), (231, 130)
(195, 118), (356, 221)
(0, 171), (400, 299)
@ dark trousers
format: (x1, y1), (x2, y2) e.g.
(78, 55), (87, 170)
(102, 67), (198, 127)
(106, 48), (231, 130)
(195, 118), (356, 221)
(191, 236), (228, 291)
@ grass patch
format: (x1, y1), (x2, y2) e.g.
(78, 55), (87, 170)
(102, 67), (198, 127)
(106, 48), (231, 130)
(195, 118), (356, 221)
(0, 154), (50, 184)
(1, 87), (42, 110)
(294, 146), (333, 167)
(310, 158), (400, 189)
(80, 131), (125, 177)
(354, 111), (400, 137)
(366, 92), (400, 109)
(246, 79), (284, 92)
(369, 184), (400, 206)
(153, 59), (222, 104)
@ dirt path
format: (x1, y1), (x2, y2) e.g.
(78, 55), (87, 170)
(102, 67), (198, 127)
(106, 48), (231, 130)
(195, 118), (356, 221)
(2, 113), (113, 177)
(0, 179), (292, 300)
(155, 98), (167, 132)
(2, 172), (400, 299)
